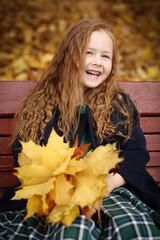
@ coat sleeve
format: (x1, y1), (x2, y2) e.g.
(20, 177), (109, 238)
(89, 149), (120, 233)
(12, 136), (22, 167)
(0, 138), (26, 212)
(118, 96), (150, 192)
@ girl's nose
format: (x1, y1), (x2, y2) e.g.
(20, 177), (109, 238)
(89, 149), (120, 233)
(92, 55), (102, 66)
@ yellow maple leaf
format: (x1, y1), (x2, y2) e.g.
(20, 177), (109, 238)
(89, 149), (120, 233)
(61, 206), (80, 227)
(83, 144), (122, 176)
(18, 152), (32, 166)
(25, 195), (43, 219)
(147, 65), (159, 78)
(141, 46), (154, 60)
(12, 176), (56, 199)
(14, 164), (54, 185)
(53, 174), (74, 205)
(40, 53), (53, 63)
(18, 141), (43, 166)
(47, 130), (70, 151)
(93, 198), (103, 222)
(71, 171), (107, 208)
(41, 194), (51, 215)
(48, 205), (80, 227)
(65, 157), (87, 175)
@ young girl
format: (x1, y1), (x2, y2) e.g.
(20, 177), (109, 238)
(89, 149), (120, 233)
(0, 19), (160, 239)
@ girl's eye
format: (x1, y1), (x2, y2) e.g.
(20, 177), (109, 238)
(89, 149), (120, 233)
(102, 55), (110, 59)
(86, 51), (93, 55)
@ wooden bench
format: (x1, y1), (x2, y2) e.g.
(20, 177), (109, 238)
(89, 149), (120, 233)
(0, 81), (160, 198)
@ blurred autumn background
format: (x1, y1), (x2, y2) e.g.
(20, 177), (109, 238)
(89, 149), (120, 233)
(0, 0), (159, 82)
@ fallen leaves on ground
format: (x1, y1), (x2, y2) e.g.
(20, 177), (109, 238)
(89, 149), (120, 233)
(0, 0), (159, 81)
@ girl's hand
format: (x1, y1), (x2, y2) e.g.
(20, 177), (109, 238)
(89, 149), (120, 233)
(105, 173), (127, 194)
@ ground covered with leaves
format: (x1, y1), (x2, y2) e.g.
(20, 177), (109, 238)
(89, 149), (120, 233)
(0, 0), (159, 81)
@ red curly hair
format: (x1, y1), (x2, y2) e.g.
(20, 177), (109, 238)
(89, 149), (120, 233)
(13, 19), (133, 144)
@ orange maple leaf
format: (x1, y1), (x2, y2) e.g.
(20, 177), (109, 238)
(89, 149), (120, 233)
(113, 164), (120, 175)
(71, 135), (91, 160)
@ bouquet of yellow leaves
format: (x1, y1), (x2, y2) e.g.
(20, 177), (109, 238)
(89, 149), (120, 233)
(12, 129), (123, 226)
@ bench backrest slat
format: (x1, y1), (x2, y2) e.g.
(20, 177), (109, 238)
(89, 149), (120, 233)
(118, 82), (160, 115)
(0, 81), (37, 116)
(0, 82), (160, 116)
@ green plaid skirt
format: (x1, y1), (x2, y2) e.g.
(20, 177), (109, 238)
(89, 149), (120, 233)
(0, 188), (160, 240)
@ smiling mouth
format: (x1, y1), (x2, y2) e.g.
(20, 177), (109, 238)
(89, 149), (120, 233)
(86, 70), (101, 77)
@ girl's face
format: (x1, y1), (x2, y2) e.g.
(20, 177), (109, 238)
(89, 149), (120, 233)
(83, 30), (113, 88)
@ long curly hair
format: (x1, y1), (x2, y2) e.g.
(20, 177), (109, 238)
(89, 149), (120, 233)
(13, 19), (134, 144)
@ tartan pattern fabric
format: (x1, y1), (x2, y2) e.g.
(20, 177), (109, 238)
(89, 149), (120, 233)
(101, 188), (160, 239)
(0, 188), (160, 240)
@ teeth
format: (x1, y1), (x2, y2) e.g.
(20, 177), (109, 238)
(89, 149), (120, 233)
(86, 70), (100, 76)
